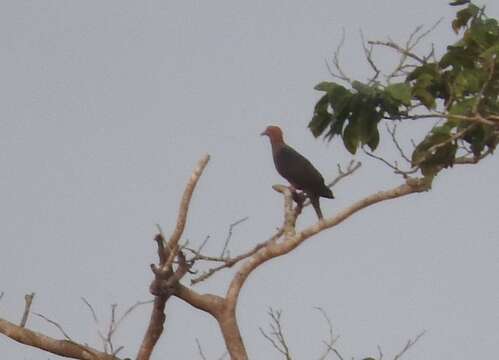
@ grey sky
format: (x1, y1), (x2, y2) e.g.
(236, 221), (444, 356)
(1, 1), (498, 359)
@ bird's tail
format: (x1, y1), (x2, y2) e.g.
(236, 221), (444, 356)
(310, 195), (324, 220)
(320, 186), (334, 199)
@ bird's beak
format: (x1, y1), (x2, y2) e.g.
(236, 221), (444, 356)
(260, 130), (267, 136)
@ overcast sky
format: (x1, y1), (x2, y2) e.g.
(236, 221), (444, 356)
(1, 1), (498, 359)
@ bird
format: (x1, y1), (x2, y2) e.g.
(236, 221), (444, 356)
(261, 125), (334, 220)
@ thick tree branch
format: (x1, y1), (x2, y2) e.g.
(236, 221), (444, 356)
(226, 177), (430, 316)
(174, 285), (224, 317)
(138, 154), (210, 360)
(0, 318), (116, 360)
(163, 154), (211, 272)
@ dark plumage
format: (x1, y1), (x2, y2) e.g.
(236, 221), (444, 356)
(261, 125), (334, 219)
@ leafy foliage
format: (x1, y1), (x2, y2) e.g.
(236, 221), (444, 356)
(309, 2), (499, 178)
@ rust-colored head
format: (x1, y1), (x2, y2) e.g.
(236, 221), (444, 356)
(261, 125), (284, 144)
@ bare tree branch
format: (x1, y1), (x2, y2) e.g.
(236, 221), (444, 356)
(162, 154), (211, 272)
(0, 318), (116, 360)
(225, 177), (430, 324)
(137, 154), (210, 360)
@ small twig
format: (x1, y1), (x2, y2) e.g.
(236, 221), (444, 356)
(455, 146), (494, 164)
(259, 308), (292, 360)
(315, 307), (341, 360)
(393, 331), (426, 360)
(33, 312), (73, 341)
(20, 293), (35, 328)
(220, 216), (249, 257)
(362, 147), (413, 177)
(113, 300), (153, 333)
(368, 40), (425, 64)
(0, 291), (4, 302)
(197, 235), (211, 254)
(326, 28), (352, 84)
(377, 345), (384, 360)
(104, 304), (117, 353)
(302, 160), (362, 208)
(386, 123), (411, 164)
(327, 160), (362, 188)
(190, 230), (283, 285)
(196, 338), (208, 360)
(360, 30), (381, 84)
(112, 345), (124, 356)
(81, 297), (108, 351)
(81, 297), (99, 324)
(411, 18), (443, 50)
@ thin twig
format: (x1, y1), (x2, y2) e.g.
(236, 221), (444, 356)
(20, 293), (35, 328)
(326, 28), (352, 84)
(113, 300), (153, 333)
(368, 40), (425, 64)
(412, 18), (443, 49)
(33, 313), (73, 341)
(259, 308), (292, 360)
(196, 338), (208, 360)
(303, 160), (362, 208)
(362, 147), (412, 177)
(377, 345), (384, 360)
(315, 307), (341, 360)
(393, 331), (426, 360)
(386, 123), (411, 164)
(220, 216), (249, 257)
(81, 297), (99, 323)
(189, 230), (283, 285)
(80, 297), (108, 352)
(360, 30), (381, 84)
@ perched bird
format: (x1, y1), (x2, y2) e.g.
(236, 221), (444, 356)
(261, 125), (334, 220)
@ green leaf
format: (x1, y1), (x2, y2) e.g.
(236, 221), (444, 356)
(412, 87), (436, 109)
(314, 82), (336, 92)
(449, 97), (477, 117)
(309, 94), (331, 137)
(366, 126), (380, 151)
(480, 43), (499, 62)
(412, 132), (458, 177)
(352, 81), (376, 96)
(385, 83), (412, 106)
(449, 0), (470, 6)
(452, 4), (480, 33)
(343, 119), (360, 154)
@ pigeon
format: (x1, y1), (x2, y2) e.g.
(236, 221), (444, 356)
(261, 125), (334, 219)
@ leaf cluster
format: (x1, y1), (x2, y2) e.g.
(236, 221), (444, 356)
(309, 2), (499, 177)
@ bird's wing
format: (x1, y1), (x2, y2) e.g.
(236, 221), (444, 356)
(273, 145), (326, 191)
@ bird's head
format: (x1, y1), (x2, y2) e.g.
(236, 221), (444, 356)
(261, 125), (284, 144)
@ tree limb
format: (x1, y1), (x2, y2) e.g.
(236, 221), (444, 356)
(0, 318), (116, 360)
